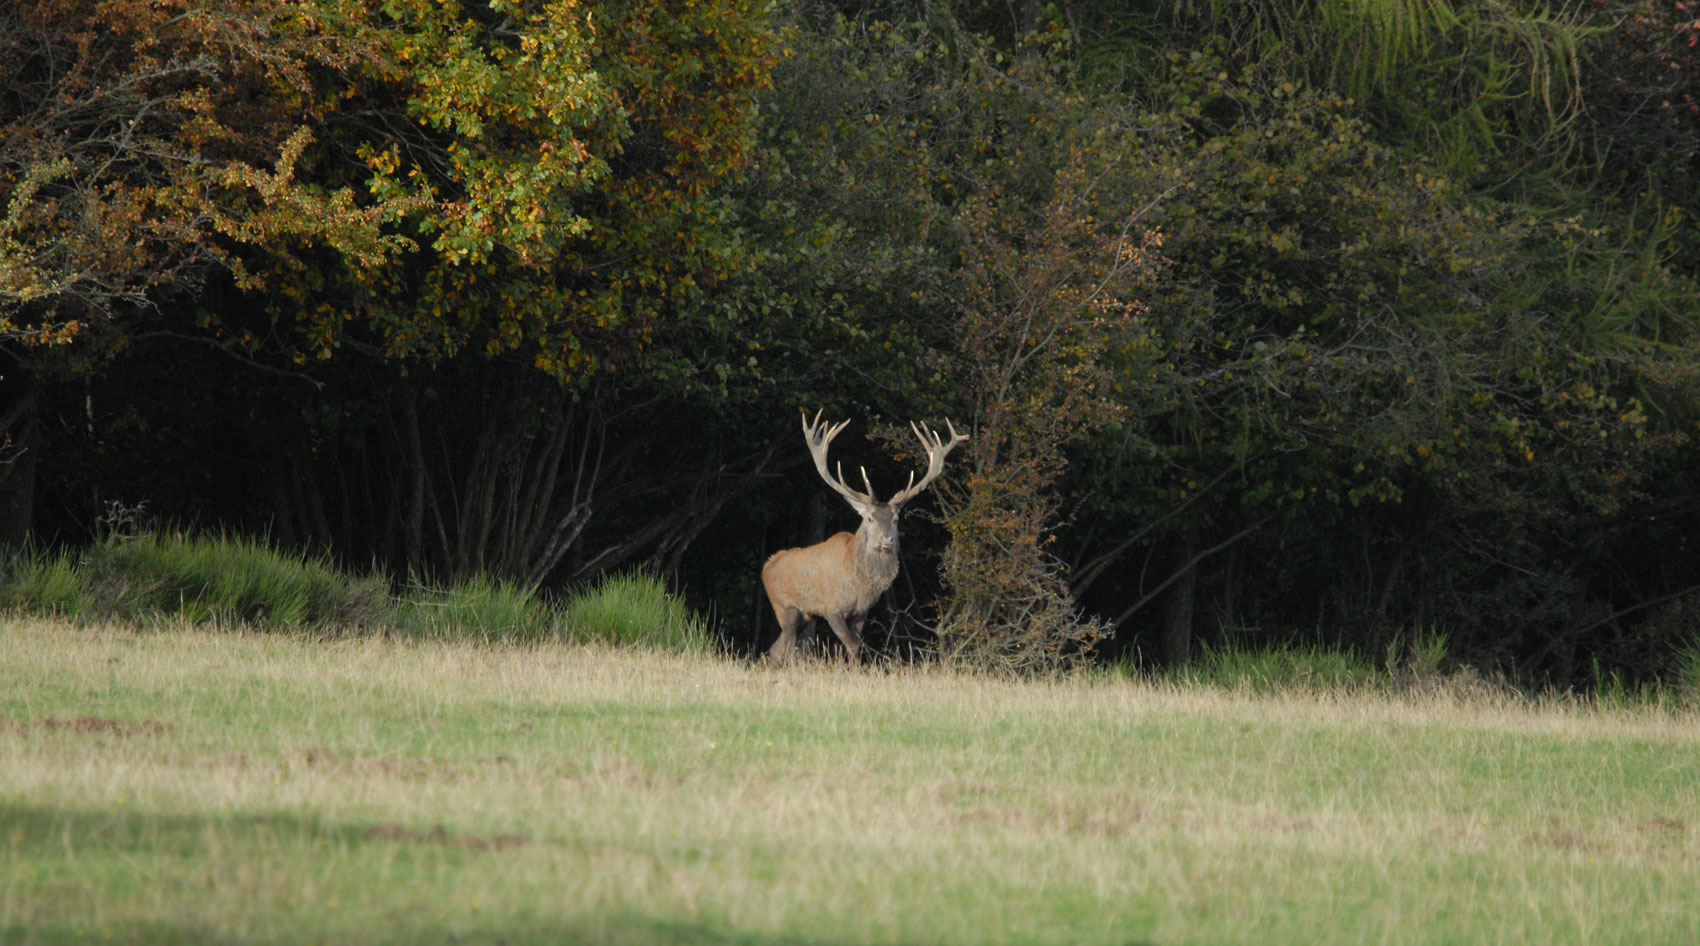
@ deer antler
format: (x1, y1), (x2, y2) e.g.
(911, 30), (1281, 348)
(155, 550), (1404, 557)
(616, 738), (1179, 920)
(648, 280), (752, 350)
(802, 410), (877, 511)
(888, 418), (969, 506)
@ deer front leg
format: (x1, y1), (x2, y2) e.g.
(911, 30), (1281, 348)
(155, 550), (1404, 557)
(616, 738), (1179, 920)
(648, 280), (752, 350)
(825, 612), (864, 664)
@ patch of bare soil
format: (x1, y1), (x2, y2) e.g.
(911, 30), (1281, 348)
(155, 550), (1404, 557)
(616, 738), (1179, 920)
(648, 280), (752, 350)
(1526, 817), (1695, 861)
(293, 746), (449, 780)
(0, 713), (168, 737)
(363, 822), (529, 851)
(1531, 829), (1588, 851)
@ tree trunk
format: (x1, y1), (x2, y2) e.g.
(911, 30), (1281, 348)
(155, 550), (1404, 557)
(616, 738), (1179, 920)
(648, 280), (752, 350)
(0, 369), (38, 549)
(1162, 531), (1198, 666)
(397, 386), (430, 578)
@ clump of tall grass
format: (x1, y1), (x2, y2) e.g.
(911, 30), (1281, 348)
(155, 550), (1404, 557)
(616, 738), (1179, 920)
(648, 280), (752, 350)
(1177, 642), (1389, 694)
(1167, 629), (1467, 697)
(0, 533), (388, 630)
(388, 574), (556, 642)
(0, 548), (92, 616)
(1677, 642), (1700, 705)
(0, 533), (715, 654)
(558, 571), (714, 654)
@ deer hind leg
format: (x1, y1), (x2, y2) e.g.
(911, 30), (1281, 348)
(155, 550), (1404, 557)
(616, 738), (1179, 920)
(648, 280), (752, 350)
(767, 604), (804, 662)
(825, 613), (864, 665)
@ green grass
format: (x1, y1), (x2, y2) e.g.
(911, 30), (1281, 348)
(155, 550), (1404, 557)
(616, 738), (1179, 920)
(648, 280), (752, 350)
(0, 533), (711, 655)
(1176, 641), (1389, 693)
(559, 571), (714, 653)
(389, 574), (556, 642)
(1161, 630), (1460, 697)
(0, 533), (390, 630)
(3, 616), (1696, 945)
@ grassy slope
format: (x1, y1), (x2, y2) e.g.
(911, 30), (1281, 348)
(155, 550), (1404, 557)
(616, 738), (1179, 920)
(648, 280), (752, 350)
(1, 616), (1696, 945)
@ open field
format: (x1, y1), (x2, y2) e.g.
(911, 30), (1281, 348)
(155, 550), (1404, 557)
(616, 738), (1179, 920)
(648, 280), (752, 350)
(2, 616), (1697, 945)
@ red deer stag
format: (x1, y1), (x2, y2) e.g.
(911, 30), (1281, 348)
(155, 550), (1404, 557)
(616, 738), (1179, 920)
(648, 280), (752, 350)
(762, 410), (968, 662)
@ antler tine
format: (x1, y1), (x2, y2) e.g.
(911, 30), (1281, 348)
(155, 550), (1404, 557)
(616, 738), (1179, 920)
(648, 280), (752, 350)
(889, 417), (969, 506)
(830, 461), (882, 506)
(802, 409), (851, 448)
(803, 409), (875, 508)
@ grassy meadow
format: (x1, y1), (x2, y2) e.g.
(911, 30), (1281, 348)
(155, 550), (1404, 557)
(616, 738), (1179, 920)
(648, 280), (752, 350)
(2, 615), (1697, 945)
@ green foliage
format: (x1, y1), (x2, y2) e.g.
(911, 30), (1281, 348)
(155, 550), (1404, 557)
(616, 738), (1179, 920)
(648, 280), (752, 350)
(0, 0), (780, 382)
(1139, 49), (1654, 489)
(363, 0), (611, 268)
(251, 0), (781, 383)
(935, 159), (1166, 673)
(661, 8), (963, 406)
(1051, 39), (1698, 678)
(1136, 0), (1597, 178)
(559, 571), (714, 653)
(1577, 0), (1700, 268)
(0, 0), (412, 353)
(0, 0), (783, 590)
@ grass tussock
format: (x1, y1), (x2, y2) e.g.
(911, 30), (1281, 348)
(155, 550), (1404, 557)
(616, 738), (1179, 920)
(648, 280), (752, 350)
(389, 574), (554, 642)
(0, 532), (710, 654)
(559, 570), (714, 654)
(1148, 631), (1544, 704)
(0, 533), (388, 629)
(1177, 642), (1388, 694)
(1677, 641), (1700, 699)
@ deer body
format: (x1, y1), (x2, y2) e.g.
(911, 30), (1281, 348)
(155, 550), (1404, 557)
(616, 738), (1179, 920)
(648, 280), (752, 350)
(762, 412), (966, 663)
(762, 523), (898, 662)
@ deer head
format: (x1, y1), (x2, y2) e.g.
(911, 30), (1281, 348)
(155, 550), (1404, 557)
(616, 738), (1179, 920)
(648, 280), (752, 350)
(761, 410), (968, 662)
